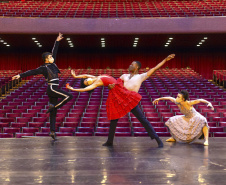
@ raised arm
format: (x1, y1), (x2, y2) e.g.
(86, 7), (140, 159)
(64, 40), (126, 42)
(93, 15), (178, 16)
(12, 67), (44, 80)
(153, 97), (176, 105)
(147, 54), (175, 77)
(71, 70), (96, 78)
(52, 33), (63, 62)
(189, 99), (214, 110)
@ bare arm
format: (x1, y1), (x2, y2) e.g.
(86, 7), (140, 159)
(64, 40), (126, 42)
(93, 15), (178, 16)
(189, 99), (210, 105)
(71, 70), (96, 78)
(147, 54), (175, 77)
(189, 99), (214, 110)
(67, 83), (98, 92)
(66, 78), (103, 92)
(153, 97), (176, 105)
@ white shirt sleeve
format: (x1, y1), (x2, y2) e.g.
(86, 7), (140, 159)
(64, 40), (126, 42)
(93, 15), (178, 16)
(120, 74), (125, 81)
(140, 72), (148, 82)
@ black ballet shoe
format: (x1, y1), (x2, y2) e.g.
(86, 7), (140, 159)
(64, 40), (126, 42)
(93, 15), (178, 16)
(102, 142), (113, 146)
(49, 131), (57, 140)
(46, 104), (55, 114)
(155, 137), (164, 148)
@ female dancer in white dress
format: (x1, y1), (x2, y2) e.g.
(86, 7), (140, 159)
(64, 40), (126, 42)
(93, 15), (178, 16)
(153, 90), (214, 146)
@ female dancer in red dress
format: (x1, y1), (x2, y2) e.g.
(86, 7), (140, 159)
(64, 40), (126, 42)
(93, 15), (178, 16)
(66, 70), (163, 148)
(66, 71), (141, 120)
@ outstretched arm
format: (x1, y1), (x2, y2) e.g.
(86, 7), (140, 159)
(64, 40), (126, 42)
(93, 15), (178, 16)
(153, 97), (176, 105)
(147, 54), (175, 77)
(12, 67), (44, 80)
(66, 83), (98, 92)
(71, 70), (96, 78)
(52, 33), (64, 62)
(189, 99), (214, 110)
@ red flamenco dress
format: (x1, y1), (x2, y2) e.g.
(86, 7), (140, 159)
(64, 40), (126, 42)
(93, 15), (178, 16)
(100, 75), (142, 120)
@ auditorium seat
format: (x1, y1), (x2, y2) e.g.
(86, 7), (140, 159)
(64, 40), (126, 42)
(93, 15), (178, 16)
(0, 0), (225, 18)
(0, 68), (226, 138)
(0, 133), (14, 138)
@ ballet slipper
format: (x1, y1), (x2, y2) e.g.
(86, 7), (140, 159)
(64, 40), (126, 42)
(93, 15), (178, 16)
(166, 137), (176, 142)
(204, 140), (209, 146)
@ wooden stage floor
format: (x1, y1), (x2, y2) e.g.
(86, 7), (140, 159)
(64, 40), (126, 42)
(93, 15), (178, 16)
(0, 136), (225, 185)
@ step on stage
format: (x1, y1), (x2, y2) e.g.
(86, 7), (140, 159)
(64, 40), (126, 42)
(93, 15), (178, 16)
(0, 137), (225, 184)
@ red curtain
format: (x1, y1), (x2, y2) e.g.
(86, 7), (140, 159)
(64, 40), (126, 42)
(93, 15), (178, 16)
(0, 50), (225, 79)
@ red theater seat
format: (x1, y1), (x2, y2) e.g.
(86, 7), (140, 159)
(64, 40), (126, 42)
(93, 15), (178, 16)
(3, 127), (20, 134)
(0, 133), (14, 138)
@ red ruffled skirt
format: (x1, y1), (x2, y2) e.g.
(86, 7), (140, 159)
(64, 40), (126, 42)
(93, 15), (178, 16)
(106, 80), (142, 120)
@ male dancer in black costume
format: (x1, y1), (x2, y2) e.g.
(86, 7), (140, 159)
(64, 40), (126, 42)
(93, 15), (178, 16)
(12, 33), (73, 140)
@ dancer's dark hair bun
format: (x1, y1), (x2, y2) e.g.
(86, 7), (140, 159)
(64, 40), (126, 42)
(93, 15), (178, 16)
(179, 90), (189, 101)
(80, 78), (94, 94)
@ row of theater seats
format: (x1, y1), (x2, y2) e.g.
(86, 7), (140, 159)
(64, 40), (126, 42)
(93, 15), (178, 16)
(0, 0), (225, 18)
(213, 70), (226, 88)
(0, 70), (22, 96)
(0, 68), (225, 138)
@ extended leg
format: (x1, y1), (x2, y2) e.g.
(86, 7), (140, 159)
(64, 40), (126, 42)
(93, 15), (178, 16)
(103, 119), (118, 146)
(203, 126), (209, 146)
(131, 105), (163, 148)
(49, 96), (58, 140)
(46, 86), (73, 114)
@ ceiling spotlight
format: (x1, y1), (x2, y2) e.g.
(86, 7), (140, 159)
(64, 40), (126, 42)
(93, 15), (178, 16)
(133, 45), (137, 47)
(68, 41), (72, 43)
(66, 38), (71, 40)
(3, 42), (7, 44)
(101, 38), (105, 40)
(196, 37), (207, 47)
(37, 43), (40, 45)
(70, 46), (74, 47)
(101, 41), (105, 43)
(32, 38), (36, 40)
(0, 40), (4, 42)
(135, 38), (139, 40)
(34, 41), (38, 43)
(6, 45), (10, 47)
(38, 45), (42, 47)
(134, 40), (138, 43)
(164, 37), (173, 47)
